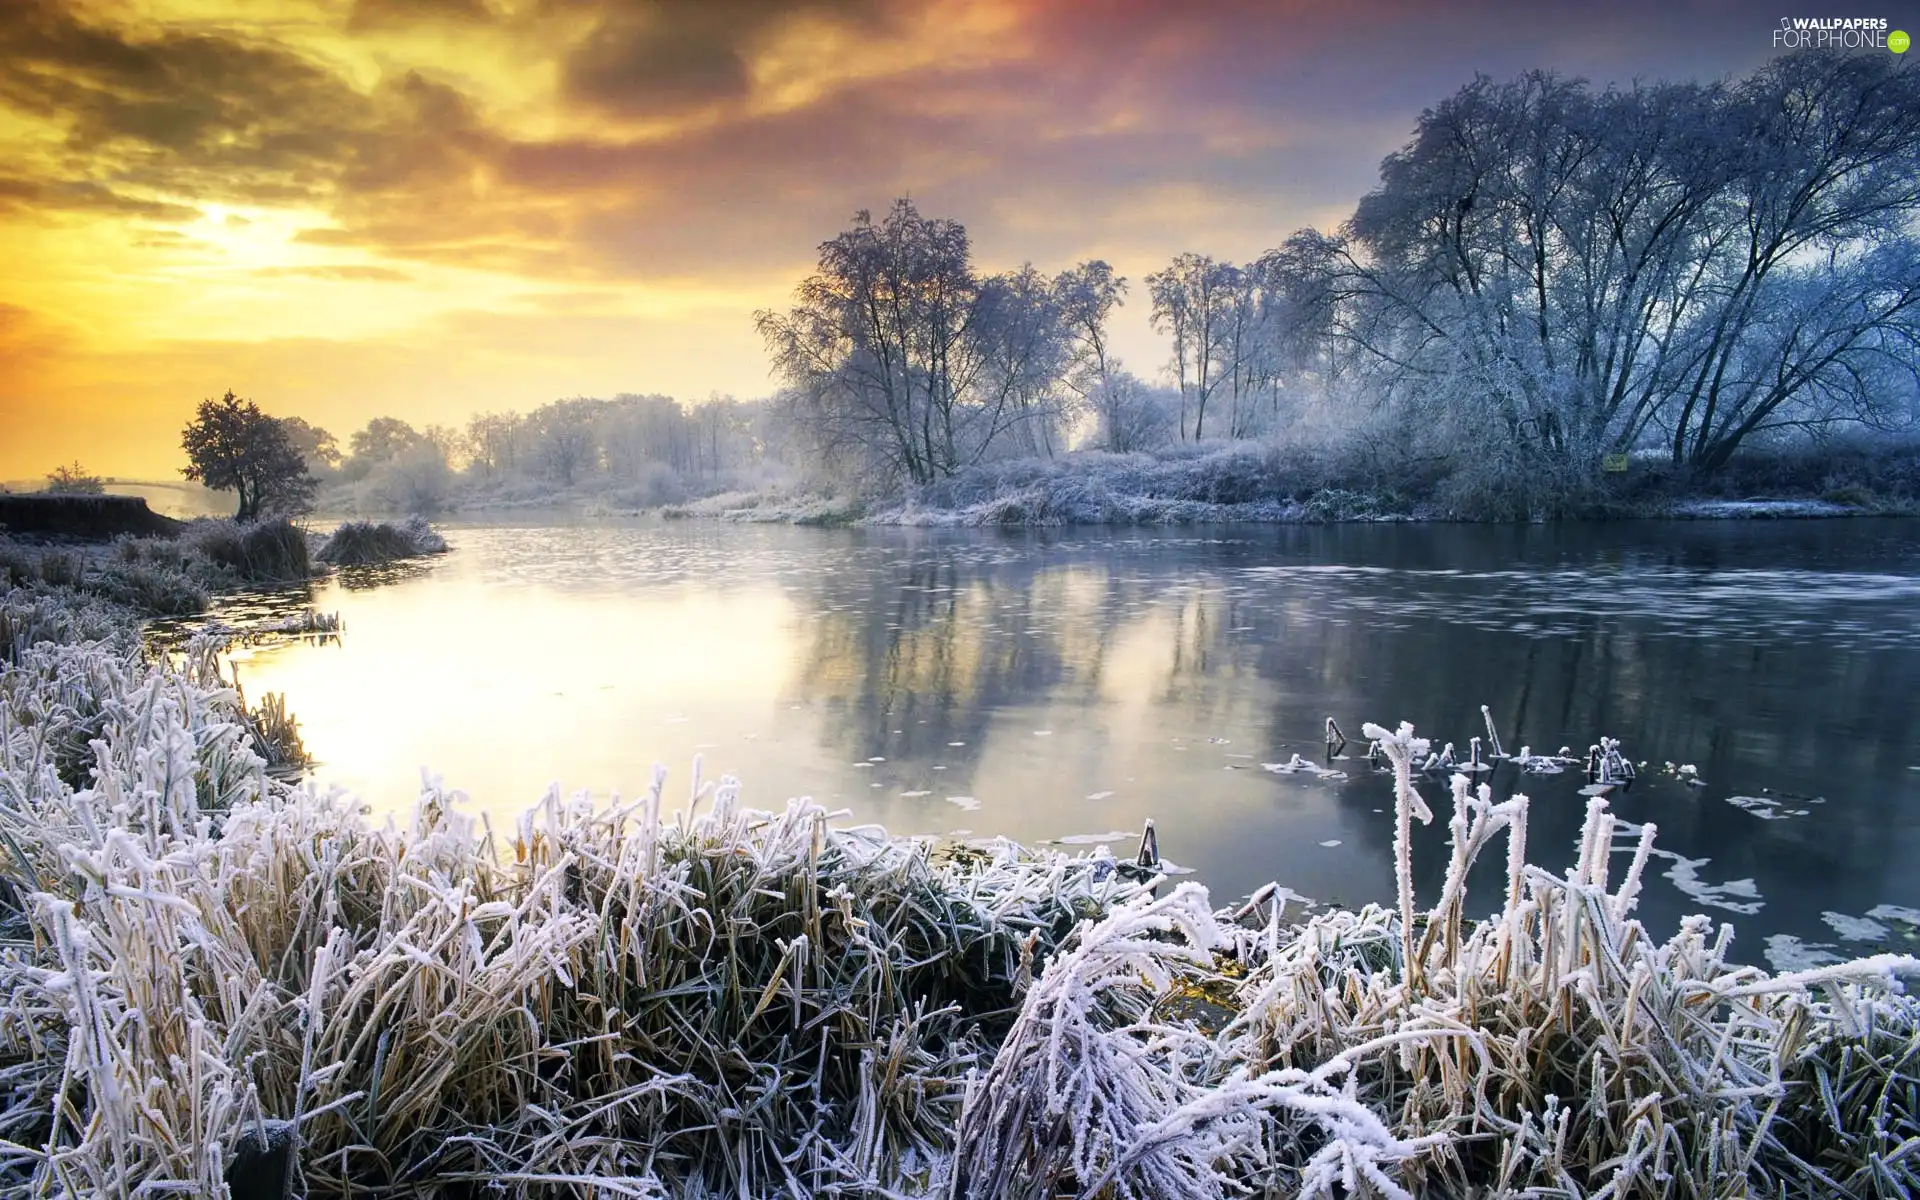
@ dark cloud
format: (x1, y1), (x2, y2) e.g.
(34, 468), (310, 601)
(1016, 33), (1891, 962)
(0, 176), (197, 221)
(0, 0), (514, 224)
(0, 1), (378, 206)
(560, 0), (885, 115)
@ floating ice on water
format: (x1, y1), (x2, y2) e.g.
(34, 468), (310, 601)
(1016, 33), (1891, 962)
(1869, 905), (1920, 925)
(1512, 747), (1567, 774)
(1260, 755), (1347, 780)
(1766, 934), (1844, 972)
(900, 790), (931, 798)
(1318, 839), (1342, 847)
(1725, 795), (1795, 820)
(1034, 730), (1052, 737)
(945, 796), (980, 810)
(869, 756), (886, 762)
(1206, 737), (1231, 745)
(1823, 912), (1891, 941)
(1085, 791), (1114, 801)
(1052, 830), (1137, 845)
(1663, 856), (1762, 915)
(948, 741), (966, 747)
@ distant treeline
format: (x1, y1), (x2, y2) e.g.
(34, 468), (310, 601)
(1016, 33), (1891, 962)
(290, 394), (785, 513)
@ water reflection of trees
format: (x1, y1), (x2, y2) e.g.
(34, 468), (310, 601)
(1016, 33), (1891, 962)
(782, 524), (1920, 934)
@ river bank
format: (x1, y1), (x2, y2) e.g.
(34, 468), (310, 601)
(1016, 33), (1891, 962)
(5, 556), (1920, 1195)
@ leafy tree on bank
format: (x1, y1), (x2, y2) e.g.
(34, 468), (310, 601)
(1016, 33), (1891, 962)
(181, 391), (316, 521)
(43, 462), (105, 495)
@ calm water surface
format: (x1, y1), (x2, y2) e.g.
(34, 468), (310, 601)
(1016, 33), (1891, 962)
(225, 517), (1920, 969)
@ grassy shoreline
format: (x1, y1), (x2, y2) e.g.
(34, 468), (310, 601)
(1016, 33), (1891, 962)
(4, 574), (1920, 1196)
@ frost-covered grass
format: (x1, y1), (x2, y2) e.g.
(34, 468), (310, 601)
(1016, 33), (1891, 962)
(1669, 499), (1859, 519)
(0, 517), (325, 620)
(953, 724), (1920, 1198)
(662, 488), (867, 525)
(660, 438), (1919, 527)
(5, 586), (1920, 1197)
(868, 444), (1395, 527)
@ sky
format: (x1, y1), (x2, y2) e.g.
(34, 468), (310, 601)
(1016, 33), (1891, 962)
(0, 0), (1900, 479)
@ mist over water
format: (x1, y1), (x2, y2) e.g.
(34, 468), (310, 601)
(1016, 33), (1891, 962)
(226, 516), (1920, 966)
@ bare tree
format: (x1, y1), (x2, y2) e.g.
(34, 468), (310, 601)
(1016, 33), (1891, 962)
(1147, 254), (1237, 440)
(1054, 261), (1129, 448)
(758, 199), (1064, 486)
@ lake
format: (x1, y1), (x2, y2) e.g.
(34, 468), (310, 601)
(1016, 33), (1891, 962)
(220, 516), (1920, 970)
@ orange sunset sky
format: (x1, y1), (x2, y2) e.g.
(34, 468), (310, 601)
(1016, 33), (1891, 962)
(1, 0), (1803, 479)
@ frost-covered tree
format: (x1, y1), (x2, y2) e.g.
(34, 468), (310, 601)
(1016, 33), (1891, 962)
(463, 410), (524, 477)
(43, 462), (104, 495)
(1054, 260), (1130, 448)
(529, 398), (603, 486)
(1146, 253), (1234, 441)
(347, 416), (424, 465)
(758, 199), (1071, 486)
(976, 264), (1073, 458)
(1085, 366), (1179, 453)
(1278, 56), (1920, 474)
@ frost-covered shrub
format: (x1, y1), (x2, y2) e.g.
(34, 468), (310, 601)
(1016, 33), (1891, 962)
(87, 561), (210, 615)
(184, 516), (314, 583)
(0, 587), (134, 663)
(314, 517), (447, 565)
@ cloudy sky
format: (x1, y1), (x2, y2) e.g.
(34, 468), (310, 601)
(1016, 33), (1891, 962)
(0, 0), (1885, 478)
